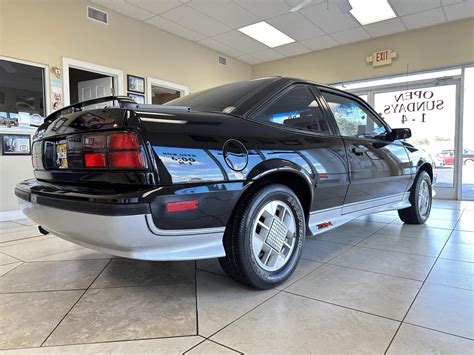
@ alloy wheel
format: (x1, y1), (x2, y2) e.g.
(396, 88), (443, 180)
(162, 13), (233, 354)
(251, 200), (297, 272)
(418, 179), (431, 218)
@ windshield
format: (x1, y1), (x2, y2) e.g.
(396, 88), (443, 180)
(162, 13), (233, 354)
(165, 78), (276, 113)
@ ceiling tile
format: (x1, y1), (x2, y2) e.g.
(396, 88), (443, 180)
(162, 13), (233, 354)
(389, 0), (442, 16)
(274, 42), (312, 56)
(443, 1), (474, 21)
(236, 54), (263, 64)
(212, 30), (268, 54)
(301, 35), (339, 51)
(146, 16), (206, 41)
(187, 0), (259, 28)
(233, 0), (292, 19)
(91, 0), (154, 20)
(364, 18), (407, 37)
(401, 7), (446, 29)
(161, 5), (231, 37)
(198, 38), (245, 58)
(251, 49), (285, 62)
(331, 27), (370, 44)
(300, 1), (360, 33)
(267, 12), (324, 41)
(125, 0), (182, 15)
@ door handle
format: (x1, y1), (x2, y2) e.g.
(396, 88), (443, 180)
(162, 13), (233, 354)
(351, 147), (364, 156)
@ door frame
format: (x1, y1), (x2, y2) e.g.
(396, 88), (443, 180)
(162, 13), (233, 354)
(146, 77), (189, 104)
(351, 78), (462, 200)
(62, 57), (124, 106)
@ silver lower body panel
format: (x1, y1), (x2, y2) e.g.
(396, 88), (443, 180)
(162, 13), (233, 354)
(18, 199), (225, 261)
(308, 192), (411, 236)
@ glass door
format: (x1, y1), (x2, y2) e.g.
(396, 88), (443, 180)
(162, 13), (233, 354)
(371, 80), (461, 199)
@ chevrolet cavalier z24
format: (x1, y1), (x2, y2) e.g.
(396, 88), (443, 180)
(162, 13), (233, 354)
(16, 77), (434, 289)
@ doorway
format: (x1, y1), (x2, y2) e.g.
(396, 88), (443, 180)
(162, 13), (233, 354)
(62, 57), (124, 106)
(151, 86), (180, 104)
(339, 68), (464, 200)
(147, 77), (188, 104)
(68, 68), (113, 104)
(372, 80), (460, 200)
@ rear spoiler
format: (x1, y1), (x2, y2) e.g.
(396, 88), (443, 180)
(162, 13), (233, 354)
(46, 96), (191, 122)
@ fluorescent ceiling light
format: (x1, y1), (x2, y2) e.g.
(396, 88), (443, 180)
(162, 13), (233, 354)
(349, 0), (396, 25)
(238, 21), (295, 48)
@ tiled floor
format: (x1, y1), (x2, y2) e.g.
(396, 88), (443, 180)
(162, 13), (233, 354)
(0, 200), (473, 353)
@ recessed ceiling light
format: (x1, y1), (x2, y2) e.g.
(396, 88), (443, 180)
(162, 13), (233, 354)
(349, 0), (396, 25)
(238, 21), (295, 48)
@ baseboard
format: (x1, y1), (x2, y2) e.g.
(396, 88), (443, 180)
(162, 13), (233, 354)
(0, 209), (26, 221)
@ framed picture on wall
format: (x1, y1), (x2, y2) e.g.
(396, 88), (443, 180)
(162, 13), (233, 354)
(1, 134), (31, 155)
(128, 93), (145, 105)
(127, 75), (145, 94)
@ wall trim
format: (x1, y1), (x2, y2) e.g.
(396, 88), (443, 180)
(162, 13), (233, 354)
(62, 57), (125, 105)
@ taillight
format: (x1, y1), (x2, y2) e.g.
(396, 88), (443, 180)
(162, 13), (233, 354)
(81, 132), (146, 169)
(109, 151), (145, 168)
(109, 132), (140, 150)
(84, 153), (107, 168)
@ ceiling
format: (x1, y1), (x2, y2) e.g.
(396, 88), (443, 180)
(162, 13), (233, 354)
(91, 0), (474, 64)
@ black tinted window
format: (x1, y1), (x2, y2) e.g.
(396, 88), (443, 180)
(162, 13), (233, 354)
(321, 91), (387, 139)
(255, 85), (331, 134)
(165, 78), (275, 112)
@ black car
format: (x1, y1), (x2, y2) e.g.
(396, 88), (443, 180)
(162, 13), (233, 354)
(15, 77), (435, 289)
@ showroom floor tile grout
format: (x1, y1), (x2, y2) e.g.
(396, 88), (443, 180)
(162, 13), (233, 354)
(382, 211), (461, 354)
(0, 250), (26, 263)
(6, 334), (205, 352)
(201, 288), (284, 341)
(206, 338), (244, 354)
(0, 261), (24, 278)
(282, 289), (403, 323)
(0, 281), (197, 294)
(324, 261), (431, 282)
(0, 288), (88, 295)
(402, 322), (474, 341)
(183, 337), (243, 354)
(39, 258), (113, 347)
(438, 256), (474, 263)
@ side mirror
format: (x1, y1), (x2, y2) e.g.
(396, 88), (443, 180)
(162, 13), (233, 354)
(390, 128), (411, 140)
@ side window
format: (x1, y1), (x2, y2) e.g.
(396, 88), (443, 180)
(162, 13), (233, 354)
(321, 91), (387, 139)
(255, 85), (331, 134)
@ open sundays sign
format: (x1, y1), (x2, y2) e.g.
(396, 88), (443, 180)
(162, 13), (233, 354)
(374, 85), (456, 144)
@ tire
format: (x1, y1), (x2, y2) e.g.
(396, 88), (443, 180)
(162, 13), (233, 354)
(398, 171), (432, 224)
(219, 184), (306, 289)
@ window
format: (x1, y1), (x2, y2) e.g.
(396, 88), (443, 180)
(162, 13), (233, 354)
(166, 77), (276, 113)
(255, 85), (331, 134)
(0, 59), (47, 130)
(321, 91), (386, 139)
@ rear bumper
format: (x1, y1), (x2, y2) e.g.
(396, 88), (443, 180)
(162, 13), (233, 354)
(15, 182), (226, 260)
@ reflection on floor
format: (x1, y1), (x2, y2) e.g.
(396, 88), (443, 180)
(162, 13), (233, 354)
(0, 200), (473, 353)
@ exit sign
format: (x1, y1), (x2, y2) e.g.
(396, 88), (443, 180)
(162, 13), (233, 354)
(366, 49), (397, 67)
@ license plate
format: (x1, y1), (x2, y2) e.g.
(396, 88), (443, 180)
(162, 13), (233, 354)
(56, 143), (68, 169)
